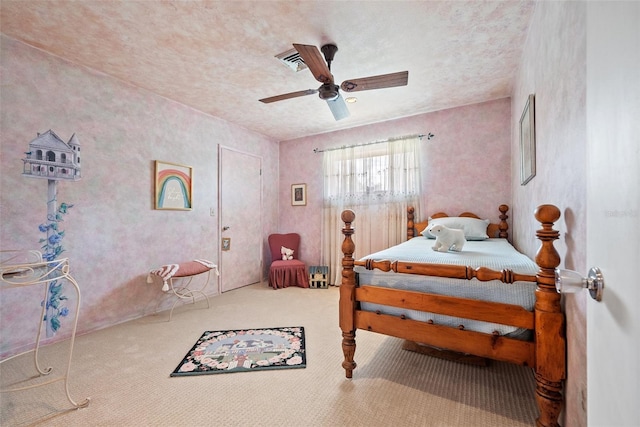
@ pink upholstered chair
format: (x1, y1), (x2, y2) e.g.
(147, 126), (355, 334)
(267, 233), (310, 289)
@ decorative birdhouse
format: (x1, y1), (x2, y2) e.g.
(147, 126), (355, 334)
(309, 265), (329, 289)
(22, 130), (81, 181)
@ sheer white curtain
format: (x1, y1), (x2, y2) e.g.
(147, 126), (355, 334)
(321, 136), (422, 285)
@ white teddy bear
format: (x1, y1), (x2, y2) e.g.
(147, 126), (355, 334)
(281, 246), (294, 260)
(428, 224), (466, 252)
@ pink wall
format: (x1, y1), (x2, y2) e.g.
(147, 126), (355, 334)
(511, 2), (587, 426)
(278, 98), (512, 265)
(0, 36), (280, 357)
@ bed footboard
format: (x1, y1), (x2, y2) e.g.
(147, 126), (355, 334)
(339, 205), (565, 427)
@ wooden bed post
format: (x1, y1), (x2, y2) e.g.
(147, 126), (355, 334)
(407, 206), (415, 241)
(533, 205), (566, 427)
(498, 204), (509, 238)
(340, 209), (357, 378)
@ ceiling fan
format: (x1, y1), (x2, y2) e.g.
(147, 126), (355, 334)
(259, 43), (409, 121)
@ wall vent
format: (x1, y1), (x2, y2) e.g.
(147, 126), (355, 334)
(275, 48), (308, 72)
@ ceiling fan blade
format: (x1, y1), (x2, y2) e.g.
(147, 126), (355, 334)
(326, 94), (350, 121)
(259, 89), (317, 104)
(340, 71), (409, 93)
(293, 43), (333, 84)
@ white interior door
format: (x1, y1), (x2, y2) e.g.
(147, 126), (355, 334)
(219, 146), (262, 292)
(586, 3), (639, 425)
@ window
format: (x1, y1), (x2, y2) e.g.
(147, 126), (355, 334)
(321, 136), (422, 284)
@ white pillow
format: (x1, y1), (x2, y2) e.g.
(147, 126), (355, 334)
(421, 217), (490, 240)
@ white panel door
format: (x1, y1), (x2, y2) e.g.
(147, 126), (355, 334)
(586, 3), (639, 425)
(219, 146), (262, 292)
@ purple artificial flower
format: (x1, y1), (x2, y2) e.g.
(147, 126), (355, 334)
(37, 202), (74, 337)
(48, 233), (62, 244)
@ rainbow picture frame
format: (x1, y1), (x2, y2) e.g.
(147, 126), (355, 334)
(154, 160), (193, 210)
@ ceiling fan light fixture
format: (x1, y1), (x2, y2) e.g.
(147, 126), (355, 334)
(318, 83), (340, 101)
(321, 93), (339, 101)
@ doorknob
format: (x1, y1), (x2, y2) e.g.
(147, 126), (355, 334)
(555, 267), (605, 301)
(222, 226), (230, 231)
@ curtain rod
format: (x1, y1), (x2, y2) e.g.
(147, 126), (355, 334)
(312, 132), (434, 153)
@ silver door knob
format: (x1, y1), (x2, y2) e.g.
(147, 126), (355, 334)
(555, 267), (604, 301)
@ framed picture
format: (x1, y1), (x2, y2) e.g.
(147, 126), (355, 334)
(291, 183), (307, 206)
(154, 160), (193, 210)
(221, 237), (231, 251)
(519, 94), (536, 185)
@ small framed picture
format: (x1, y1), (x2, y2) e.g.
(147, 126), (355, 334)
(291, 183), (306, 206)
(155, 160), (193, 210)
(221, 237), (231, 251)
(519, 94), (536, 185)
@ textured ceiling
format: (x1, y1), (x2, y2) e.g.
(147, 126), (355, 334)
(0, 1), (535, 141)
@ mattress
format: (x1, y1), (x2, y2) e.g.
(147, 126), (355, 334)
(355, 238), (538, 337)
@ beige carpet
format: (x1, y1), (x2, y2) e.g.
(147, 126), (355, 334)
(1, 283), (537, 426)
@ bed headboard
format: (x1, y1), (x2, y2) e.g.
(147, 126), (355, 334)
(407, 204), (509, 240)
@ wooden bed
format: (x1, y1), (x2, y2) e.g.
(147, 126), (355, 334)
(339, 204), (565, 427)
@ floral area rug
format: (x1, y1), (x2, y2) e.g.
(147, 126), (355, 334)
(171, 326), (306, 376)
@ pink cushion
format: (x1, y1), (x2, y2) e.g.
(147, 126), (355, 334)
(173, 261), (212, 277)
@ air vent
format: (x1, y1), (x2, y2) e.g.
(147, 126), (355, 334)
(275, 48), (308, 72)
